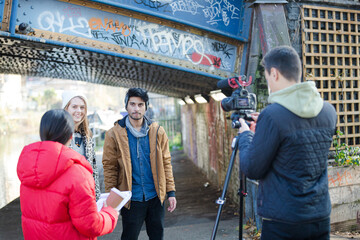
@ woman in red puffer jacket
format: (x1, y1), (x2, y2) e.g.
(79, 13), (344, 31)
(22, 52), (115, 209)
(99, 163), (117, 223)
(17, 109), (119, 240)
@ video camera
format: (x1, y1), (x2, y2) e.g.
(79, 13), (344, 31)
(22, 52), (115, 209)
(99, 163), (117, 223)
(217, 75), (257, 128)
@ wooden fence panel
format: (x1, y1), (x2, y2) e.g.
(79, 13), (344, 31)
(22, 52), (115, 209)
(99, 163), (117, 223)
(302, 5), (360, 147)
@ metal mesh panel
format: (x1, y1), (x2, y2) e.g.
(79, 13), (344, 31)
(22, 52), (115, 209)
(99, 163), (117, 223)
(302, 5), (360, 146)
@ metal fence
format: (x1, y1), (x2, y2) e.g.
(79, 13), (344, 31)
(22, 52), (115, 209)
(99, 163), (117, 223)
(148, 94), (182, 148)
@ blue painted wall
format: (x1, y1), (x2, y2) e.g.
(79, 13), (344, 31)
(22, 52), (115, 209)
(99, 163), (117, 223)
(0, 0), (6, 27)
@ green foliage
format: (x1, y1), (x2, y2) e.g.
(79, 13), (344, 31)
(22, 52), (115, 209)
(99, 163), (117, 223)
(333, 130), (360, 166)
(42, 88), (59, 109)
(169, 132), (183, 151)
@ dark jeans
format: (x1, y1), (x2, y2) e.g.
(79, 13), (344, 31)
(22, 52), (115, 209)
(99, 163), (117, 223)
(261, 217), (330, 240)
(120, 197), (164, 240)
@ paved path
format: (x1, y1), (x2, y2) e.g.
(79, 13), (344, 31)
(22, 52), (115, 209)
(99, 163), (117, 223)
(0, 150), (355, 239)
(98, 150), (240, 240)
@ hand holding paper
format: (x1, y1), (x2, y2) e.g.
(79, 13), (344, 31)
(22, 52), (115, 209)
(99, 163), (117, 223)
(106, 189), (124, 209)
(96, 188), (132, 212)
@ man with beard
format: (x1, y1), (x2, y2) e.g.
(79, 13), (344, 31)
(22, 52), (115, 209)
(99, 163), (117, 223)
(102, 88), (176, 240)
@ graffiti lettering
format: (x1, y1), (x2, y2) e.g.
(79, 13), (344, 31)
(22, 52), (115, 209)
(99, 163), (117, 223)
(169, 0), (204, 15)
(203, 0), (240, 26)
(89, 18), (131, 36)
(328, 170), (353, 187)
(112, 32), (142, 49)
(137, 23), (216, 66)
(35, 4), (236, 71)
(38, 11), (91, 38)
(191, 52), (221, 68)
(91, 30), (110, 40)
(134, 0), (171, 10)
(212, 42), (233, 59)
(212, 56), (221, 68)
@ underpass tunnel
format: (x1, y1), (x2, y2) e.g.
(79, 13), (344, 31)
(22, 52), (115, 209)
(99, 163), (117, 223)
(0, 0), (253, 100)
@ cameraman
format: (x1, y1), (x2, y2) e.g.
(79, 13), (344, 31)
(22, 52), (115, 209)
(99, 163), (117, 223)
(238, 46), (336, 240)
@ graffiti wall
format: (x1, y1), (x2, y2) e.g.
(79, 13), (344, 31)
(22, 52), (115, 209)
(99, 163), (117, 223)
(16, 0), (238, 72)
(97, 0), (247, 40)
(181, 102), (360, 227)
(328, 166), (360, 231)
(182, 100), (240, 203)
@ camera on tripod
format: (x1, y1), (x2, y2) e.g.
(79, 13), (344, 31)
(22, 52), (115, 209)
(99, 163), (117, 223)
(211, 74), (256, 240)
(217, 75), (257, 128)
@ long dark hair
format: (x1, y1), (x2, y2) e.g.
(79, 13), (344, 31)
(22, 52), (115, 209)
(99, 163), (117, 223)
(40, 109), (74, 145)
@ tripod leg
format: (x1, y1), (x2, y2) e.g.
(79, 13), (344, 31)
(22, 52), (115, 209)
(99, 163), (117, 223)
(210, 136), (240, 240)
(239, 173), (247, 240)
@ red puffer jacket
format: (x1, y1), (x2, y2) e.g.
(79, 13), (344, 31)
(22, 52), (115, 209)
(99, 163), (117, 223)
(17, 141), (118, 240)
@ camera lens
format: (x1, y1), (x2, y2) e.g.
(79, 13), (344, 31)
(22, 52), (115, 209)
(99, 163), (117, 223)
(240, 89), (248, 97)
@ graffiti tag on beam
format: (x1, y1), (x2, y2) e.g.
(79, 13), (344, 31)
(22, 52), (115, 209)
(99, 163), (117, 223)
(89, 18), (131, 36)
(103, 0), (244, 40)
(16, 0), (236, 71)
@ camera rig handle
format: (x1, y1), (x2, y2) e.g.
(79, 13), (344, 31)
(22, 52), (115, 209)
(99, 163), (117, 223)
(235, 75), (252, 88)
(216, 75), (253, 90)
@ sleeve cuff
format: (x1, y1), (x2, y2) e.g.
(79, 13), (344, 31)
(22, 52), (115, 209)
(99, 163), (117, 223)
(167, 191), (175, 198)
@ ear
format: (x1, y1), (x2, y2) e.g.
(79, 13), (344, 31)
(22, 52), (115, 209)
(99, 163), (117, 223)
(270, 68), (280, 81)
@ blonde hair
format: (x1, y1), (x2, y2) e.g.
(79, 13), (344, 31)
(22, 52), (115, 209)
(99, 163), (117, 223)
(64, 96), (92, 139)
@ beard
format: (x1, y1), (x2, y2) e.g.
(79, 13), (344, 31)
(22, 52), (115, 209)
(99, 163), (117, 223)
(129, 112), (143, 120)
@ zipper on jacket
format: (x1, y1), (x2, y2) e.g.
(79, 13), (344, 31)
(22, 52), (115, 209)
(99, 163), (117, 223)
(155, 125), (161, 204)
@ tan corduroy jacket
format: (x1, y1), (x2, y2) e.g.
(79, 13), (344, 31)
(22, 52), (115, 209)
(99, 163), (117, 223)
(102, 116), (176, 208)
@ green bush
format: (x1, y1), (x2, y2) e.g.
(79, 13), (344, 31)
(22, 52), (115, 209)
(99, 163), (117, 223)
(169, 132), (183, 151)
(332, 130), (360, 166)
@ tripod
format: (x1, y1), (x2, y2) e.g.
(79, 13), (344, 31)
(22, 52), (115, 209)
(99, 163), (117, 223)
(210, 134), (247, 240)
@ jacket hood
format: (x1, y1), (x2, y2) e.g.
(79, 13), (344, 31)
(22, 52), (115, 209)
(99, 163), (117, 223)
(268, 81), (323, 118)
(17, 141), (92, 189)
(116, 115), (153, 128)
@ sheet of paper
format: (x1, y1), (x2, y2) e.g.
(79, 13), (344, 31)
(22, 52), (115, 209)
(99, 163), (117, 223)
(96, 188), (132, 212)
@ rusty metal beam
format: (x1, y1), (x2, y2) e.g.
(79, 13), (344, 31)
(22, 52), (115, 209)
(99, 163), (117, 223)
(253, 2), (291, 55)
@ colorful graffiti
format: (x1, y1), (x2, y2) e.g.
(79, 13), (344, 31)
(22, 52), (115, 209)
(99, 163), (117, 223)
(170, 0), (204, 15)
(20, 0), (237, 71)
(38, 11), (92, 38)
(126, 0), (244, 39)
(89, 17), (131, 36)
(134, 0), (172, 10)
(328, 170), (353, 187)
(202, 0), (240, 26)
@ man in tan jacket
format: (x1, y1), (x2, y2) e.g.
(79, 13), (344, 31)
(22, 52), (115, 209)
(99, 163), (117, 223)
(102, 87), (176, 240)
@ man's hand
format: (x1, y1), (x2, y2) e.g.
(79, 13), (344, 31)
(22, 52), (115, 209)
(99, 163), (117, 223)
(251, 112), (260, 122)
(167, 197), (177, 212)
(248, 112), (260, 132)
(239, 118), (250, 134)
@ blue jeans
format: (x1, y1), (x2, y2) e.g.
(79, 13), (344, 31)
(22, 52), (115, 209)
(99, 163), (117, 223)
(120, 197), (164, 240)
(261, 217), (330, 240)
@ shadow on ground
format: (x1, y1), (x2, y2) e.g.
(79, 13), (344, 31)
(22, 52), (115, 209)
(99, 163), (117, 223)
(0, 150), (354, 240)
